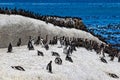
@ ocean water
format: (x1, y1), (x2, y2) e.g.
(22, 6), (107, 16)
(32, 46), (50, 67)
(0, 3), (120, 50)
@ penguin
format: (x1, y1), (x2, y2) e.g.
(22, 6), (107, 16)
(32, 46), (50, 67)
(7, 43), (12, 53)
(46, 61), (52, 73)
(51, 51), (60, 57)
(100, 57), (107, 63)
(37, 50), (44, 56)
(65, 55), (73, 63)
(11, 66), (25, 71)
(17, 38), (21, 46)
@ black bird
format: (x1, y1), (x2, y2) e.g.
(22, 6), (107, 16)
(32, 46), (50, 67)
(34, 36), (40, 45)
(65, 55), (73, 63)
(17, 38), (21, 46)
(106, 72), (119, 78)
(55, 57), (62, 65)
(118, 56), (120, 62)
(44, 44), (49, 50)
(11, 66), (25, 71)
(27, 40), (34, 50)
(7, 43), (12, 53)
(37, 50), (44, 56)
(51, 51), (60, 57)
(100, 57), (107, 63)
(46, 61), (52, 73)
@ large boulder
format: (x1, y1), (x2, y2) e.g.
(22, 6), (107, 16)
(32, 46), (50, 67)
(0, 14), (103, 48)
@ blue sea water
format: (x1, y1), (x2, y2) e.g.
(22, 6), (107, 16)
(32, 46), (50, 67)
(0, 3), (120, 50)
